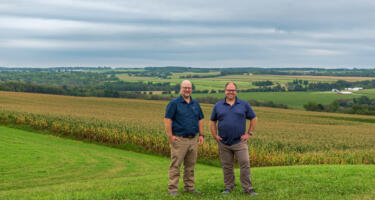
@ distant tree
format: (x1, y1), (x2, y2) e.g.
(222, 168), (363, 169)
(304, 102), (324, 111)
(329, 100), (339, 112)
(252, 80), (273, 86)
(357, 96), (371, 105)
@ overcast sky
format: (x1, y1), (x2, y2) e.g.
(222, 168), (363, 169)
(0, 0), (374, 68)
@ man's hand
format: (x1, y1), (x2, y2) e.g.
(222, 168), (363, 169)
(214, 135), (223, 142)
(168, 135), (180, 143)
(240, 133), (251, 141)
(198, 136), (204, 146)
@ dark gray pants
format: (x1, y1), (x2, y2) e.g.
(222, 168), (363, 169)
(218, 140), (253, 192)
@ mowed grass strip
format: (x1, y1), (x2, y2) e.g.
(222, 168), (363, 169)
(1, 126), (375, 200)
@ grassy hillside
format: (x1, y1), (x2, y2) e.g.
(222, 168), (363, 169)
(1, 91), (375, 167)
(193, 91), (364, 109)
(1, 126), (375, 200)
(117, 74), (375, 90)
(117, 73), (375, 109)
(166, 89), (375, 110)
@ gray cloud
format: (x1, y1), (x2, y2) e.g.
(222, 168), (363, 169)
(0, 0), (374, 68)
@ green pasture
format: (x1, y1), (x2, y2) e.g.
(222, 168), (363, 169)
(192, 89), (375, 109)
(170, 72), (221, 78)
(1, 126), (375, 200)
(117, 73), (375, 90)
(116, 74), (277, 90)
(213, 74), (375, 83)
(355, 89), (375, 96)
(117, 72), (375, 109)
(179, 91), (367, 109)
(116, 74), (232, 90)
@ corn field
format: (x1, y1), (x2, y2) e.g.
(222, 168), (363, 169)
(1, 91), (375, 166)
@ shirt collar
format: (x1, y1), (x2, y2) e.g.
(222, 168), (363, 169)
(178, 95), (194, 104)
(223, 97), (239, 105)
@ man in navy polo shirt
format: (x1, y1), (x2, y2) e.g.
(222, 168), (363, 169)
(164, 80), (204, 196)
(210, 81), (258, 196)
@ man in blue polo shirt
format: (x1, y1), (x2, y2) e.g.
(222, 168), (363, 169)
(164, 80), (204, 196)
(210, 81), (258, 196)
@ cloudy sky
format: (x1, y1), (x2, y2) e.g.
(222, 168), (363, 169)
(0, 0), (374, 68)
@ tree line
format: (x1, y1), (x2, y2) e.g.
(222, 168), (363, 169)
(304, 96), (375, 115)
(0, 71), (117, 86)
(0, 81), (181, 98)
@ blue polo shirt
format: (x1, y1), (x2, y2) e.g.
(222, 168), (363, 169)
(210, 97), (256, 146)
(165, 95), (204, 136)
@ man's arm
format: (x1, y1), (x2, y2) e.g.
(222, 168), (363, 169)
(164, 118), (179, 143)
(248, 117), (257, 133)
(199, 119), (204, 135)
(209, 120), (222, 141)
(198, 119), (204, 145)
(241, 117), (257, 141)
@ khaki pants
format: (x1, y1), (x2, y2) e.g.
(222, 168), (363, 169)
(218, 140), (253, 192)
(168, 136), (198, 193)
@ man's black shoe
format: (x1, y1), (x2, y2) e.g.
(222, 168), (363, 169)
(169, 191), (178, 196)
(222, 189), (231, 194)
(244, 189), (258, 196)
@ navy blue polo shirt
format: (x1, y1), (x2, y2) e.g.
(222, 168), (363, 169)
(210, 97), (256, 146)
(165, 95), (204, 136)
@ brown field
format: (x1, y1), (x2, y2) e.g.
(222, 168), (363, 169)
(1, 91), (375, 166)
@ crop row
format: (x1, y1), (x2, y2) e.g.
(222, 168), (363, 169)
(1, 110), (374, 167)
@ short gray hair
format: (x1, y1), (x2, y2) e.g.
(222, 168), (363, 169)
(225, 81), (237, 90)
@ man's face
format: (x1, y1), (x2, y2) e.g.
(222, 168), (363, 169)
(225, 83), (237, 101)
(180, 83), (192, 98)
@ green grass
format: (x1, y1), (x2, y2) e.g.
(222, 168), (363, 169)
(116, 73), (375, 91)
(1, 126), (375, 200)
(179, 89), (375, 110)
(170, 72), (221, 78)
(356, 89), (375, 96)
(116, 74), (235, 90)
(116, 72), (375, 109)
(174, 91), (366, 109)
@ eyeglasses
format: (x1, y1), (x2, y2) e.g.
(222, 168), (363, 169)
(225, 89), (237, 92)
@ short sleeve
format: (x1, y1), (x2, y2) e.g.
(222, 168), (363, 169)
(165, 101), (177, 119)
(245, 102), (256, 119)
(197, 103), (204, 120)
(210, 104), (218, 121)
